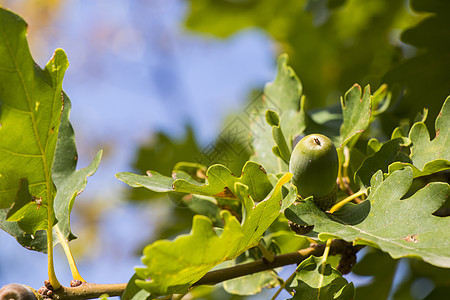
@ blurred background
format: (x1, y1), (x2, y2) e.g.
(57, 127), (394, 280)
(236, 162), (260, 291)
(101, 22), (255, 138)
(0, 0), (449, 299)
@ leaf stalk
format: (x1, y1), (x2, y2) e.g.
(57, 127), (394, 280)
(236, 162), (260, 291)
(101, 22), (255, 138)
(47, 207), (61, 289)
(329, 189), (367, 213)
(54, 226), (86, 282)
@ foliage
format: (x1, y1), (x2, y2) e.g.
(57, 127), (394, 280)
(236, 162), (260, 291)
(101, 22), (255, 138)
(117, 51), (449, 298)
(0, 4), (449, 300)
(185, 0), (449, 131)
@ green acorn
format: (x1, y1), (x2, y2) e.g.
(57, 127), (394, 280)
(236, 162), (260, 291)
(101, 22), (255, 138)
(289, 134), (339, 210)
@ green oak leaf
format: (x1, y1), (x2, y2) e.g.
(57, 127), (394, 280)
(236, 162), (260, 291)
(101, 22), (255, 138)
(51, 92), (102, 245)
(250, 54), (306, 175)
(122, 273), (151, 300)
(0, 214), (47, 251)
(285, 167), (450, 268)
(223, 269), (279, 296)
(6, 178), (47, 234)
(371, 83), (391, 117)
(264, 55), (306, 141)
(355, 137), (410, 188)
(339, 84), (371, 148)
(116, 169), (177, 193)
(133, 173), (291, 295)
(366, 138), (382, 156)
(222, 249), (279, 296)
(304, 83), (382, 150)
(389, 96), (450, 177)
(0, 9), (66, 242)
(265, 110), (291, 164)
(117, 161), (273, 202)
(129, 129), (202, 201)
(288, 255), (354, 300)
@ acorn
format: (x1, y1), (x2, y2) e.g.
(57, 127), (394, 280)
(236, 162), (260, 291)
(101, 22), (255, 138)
(0, 284), (37, 300)
(289, 134), (339, 210)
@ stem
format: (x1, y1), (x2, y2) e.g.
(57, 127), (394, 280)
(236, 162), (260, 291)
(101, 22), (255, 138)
(329, 189), (367, 213)
(342, 147), (350, 179)
(258, 240), (275, 263)
(337, 148), (345, 190)
(52, 283), (126, 300)
(47, 213), (61, 289)
(54, 226), (86, 282)
(322, 239), (332, 259)
(270, 266), (297, 300)
(317, 239), (332, 295)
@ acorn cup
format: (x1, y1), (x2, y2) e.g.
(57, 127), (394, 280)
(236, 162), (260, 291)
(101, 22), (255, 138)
(289, 134), (339, 211)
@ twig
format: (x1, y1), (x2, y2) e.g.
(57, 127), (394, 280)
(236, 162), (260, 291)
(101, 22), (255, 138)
(50, 283), (127, 300)
(193, 244), (325, 286)
(270, 263), (298, 300)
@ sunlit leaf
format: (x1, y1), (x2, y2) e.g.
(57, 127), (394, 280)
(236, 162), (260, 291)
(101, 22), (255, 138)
(250, 54), (306, 175)
(117, 161), (273, 202)
(133, 173), (291, 295)
(0, 9), (66, 246)
(407, 96), (449, 171)
(388, 97), (450, 177)
(6, 178), (47, 234)
(339, 84), (371, 148)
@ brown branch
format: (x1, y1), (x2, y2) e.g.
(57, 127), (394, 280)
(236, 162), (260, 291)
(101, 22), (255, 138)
(2, 240), (361, 300)
(193, 244), (325, 286)
(50, 283), (127, 300)
(193, 239), (359, 286)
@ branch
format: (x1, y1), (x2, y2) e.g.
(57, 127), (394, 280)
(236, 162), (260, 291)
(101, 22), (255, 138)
(193, 239), (358, 286)
(0, 240), (361, 300)
(50, 283), (127, 300)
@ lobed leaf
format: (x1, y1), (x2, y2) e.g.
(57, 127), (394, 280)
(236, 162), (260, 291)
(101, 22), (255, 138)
(386, 97), (450, 178)
(134, 173), (292, 295)
(339, 84), (372, 148)
(117, 161), (273, 202)
(51, 92), (102, 245)
(288, 255), (354, 300)
(266, 110), (291, 164)
(355, 137), (410, 188)
(249, 54), (306, 175)
(0, 9), (65, 245)
(407, 96), (449, 172)
(0, 9), (101, 252)
(286, 167), (450, 268)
